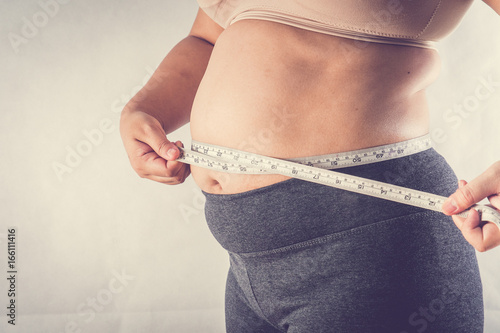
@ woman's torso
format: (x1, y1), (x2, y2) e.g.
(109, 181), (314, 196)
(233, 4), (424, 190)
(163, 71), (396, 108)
(189, 19), (441, 194)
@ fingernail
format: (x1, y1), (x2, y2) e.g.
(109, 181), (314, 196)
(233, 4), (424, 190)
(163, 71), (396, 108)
(442, 198), (459, 214)
(167, 148), (177, 158)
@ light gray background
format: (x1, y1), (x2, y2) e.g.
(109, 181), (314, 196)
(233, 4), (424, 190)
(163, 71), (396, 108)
(0, 1), (499, 332)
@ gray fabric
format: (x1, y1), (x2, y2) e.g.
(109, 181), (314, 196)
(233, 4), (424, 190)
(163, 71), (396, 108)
(204, 148), (483, 332)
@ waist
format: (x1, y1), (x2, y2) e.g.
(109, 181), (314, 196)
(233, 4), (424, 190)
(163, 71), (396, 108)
(201, 146), (457, 254)
(189, 129), (431, 195)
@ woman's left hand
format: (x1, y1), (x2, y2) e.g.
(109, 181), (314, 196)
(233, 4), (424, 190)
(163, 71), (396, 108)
(442, 161), (500, 252)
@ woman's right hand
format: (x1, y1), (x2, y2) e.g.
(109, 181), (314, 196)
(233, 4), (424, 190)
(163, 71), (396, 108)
(442, 161), (500, 252)
(119, 109), (190, 185)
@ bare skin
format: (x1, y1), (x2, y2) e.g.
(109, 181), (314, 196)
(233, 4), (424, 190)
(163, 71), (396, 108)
(120, 2), (500, 251)
(189, 19), (437, 194)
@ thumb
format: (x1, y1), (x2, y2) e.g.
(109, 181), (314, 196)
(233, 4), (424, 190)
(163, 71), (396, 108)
(442, 170), (498, 215)
(155, 136), (181, 161)
(137, 120), (180, 161)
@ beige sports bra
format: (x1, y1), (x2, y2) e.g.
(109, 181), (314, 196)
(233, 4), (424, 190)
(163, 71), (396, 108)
(197, 0), (475, 49)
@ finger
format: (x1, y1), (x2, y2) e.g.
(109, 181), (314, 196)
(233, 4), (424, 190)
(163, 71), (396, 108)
(458, 209), (486, 251)
(453, 209), (500, 252)
(462, 208), (500, 252)
(146, 174), (186, 185)
(450, 203), (479, 234)
(443, 180), (467, 217)
(174, 140), (184, 149)
(451, 214), (466, 231)
(442, 167), (500, 215)
(133, 144), (186, 179)
(180, 161), (192, 180)
(480, 222), (500, 252)
(461, 208), (483, 232)
(489, 194), (500, 208)
(171, 163), (191, 183)
(130, 113), (180, 161)
(136, 134), (179, 162)
(166, 159), (189, 176)
(142, 138), (188, 175)
(140, 164), (190, 184)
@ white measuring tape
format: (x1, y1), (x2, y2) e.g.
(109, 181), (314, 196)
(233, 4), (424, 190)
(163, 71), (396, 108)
(177, 136), (500, 228)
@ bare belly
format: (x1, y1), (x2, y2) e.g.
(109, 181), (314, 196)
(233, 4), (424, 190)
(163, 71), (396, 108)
(189, 20), (441, 194)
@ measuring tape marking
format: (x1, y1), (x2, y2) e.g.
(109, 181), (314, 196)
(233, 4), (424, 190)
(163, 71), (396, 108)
(177, 140), (500, 227)
(189, 136), (433, 172)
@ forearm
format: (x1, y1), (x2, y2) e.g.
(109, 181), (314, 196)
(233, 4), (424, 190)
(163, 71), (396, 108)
(123, 35), (214, 134)
(483, 0), (500, 15)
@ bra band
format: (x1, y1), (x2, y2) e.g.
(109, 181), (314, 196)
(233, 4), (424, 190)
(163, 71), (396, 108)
(232, 10), (435, 49)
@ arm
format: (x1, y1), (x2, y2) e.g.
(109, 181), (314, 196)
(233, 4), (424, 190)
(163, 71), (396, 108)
(119, 9), (223, 184)
(124, 9), (223, 133)
(442, 0), (500, 251)
(483, 0), (500, 15)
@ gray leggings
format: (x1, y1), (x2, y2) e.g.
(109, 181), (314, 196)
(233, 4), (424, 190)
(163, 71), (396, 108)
(203, 148), (483, 333)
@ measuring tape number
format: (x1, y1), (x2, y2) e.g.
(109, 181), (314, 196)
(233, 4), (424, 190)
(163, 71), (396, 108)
(176, 138), (500, 228)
